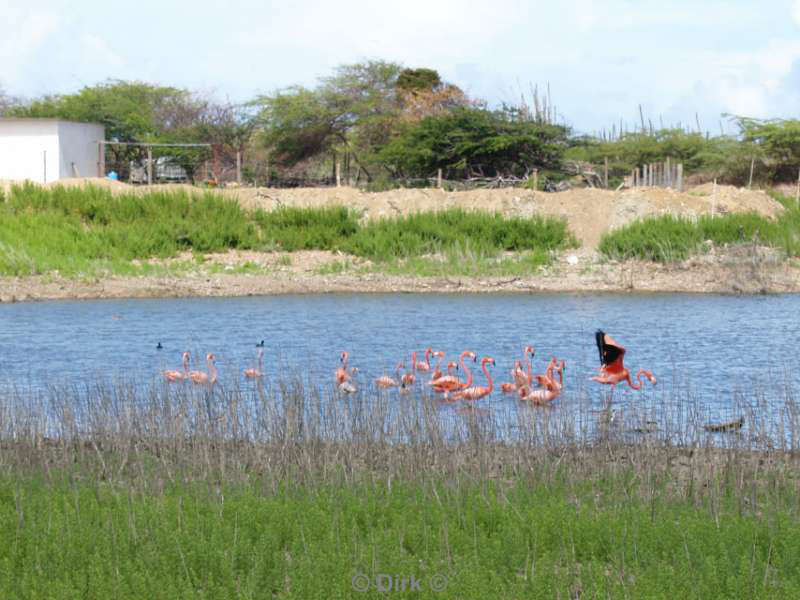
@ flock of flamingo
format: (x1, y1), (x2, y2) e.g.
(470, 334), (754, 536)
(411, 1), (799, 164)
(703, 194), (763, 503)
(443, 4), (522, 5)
(160, 331), (656, 405)
(332, 330), (656, 405)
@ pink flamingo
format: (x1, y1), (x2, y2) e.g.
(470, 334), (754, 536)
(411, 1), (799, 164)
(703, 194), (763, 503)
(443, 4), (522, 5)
(401, 357), (416, 386)
(413, 347), (433, 373)
(521, 360), (565, 405)
(376, 362), (404, 388)
(244, 349), (264, 379)
(429, 361), (461, 393)
(162, 351), (189, 382)
(428, 351), (446, 382)
(336, 351), (357, 393)
(451, 357), (495, 401)
(513, 345), (536, 387)
(535, 359), (565, 392)
(189, 353), (217, 385)
(591, 330), (656, 392)
(501, 360), (523, 393)
(429, 351), (475, 392)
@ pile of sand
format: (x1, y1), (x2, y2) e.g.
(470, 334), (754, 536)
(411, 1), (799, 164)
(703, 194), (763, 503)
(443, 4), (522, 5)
(231, 184), (784, 249)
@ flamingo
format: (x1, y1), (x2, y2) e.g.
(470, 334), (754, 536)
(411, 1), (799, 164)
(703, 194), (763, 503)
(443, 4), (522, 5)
(413, 347), (433, 373)
(534, 358), (563, 391)
(376, 362), (404, 388)
(244, 349), (264, 379)
(336, 352), (357, 393)
(401, 357), (416, 386)
(591, 330), (656, 391)
(451, 357), (495, 401)
(429, 351), (475, 392)
(429, 361), (461, 393)
(189, 353), (217, 385)
(501, 360), (523, 393)
(513, 345), (536, 387)
(336, 351), (352, 385)
(428, 351), (446, 382)
(162, 351), (189, 382)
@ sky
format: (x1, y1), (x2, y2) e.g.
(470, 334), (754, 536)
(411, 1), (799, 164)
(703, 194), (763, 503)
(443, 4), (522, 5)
(1, 0), (799, 135)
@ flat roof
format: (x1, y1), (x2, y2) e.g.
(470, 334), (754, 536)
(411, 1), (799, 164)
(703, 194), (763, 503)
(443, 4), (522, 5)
(0, 118), (104, 127)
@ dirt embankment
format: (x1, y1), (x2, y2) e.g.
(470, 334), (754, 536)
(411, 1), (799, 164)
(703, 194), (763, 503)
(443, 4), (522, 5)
(1, 179), (797, 301)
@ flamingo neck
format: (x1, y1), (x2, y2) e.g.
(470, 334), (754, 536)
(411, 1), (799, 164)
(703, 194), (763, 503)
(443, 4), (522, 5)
(483, 361), (494, 393)
(208, 358), (217, 384)
(460, 352), (473, 387)
(424, 348), (432, 368)
(525, 351), (532, 380)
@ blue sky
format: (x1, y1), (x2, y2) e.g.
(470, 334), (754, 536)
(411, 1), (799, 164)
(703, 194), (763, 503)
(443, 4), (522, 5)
(1, 0), (799, 134)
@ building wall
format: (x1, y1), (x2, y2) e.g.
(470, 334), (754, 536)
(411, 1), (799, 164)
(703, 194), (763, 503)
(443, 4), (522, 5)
(0, 120), (60, 184)
(57, 121), (105, 179)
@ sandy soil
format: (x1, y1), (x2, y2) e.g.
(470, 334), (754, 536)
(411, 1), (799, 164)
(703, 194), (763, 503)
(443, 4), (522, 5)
(2, 245), (798, 302)
(1, 179), (796, 301)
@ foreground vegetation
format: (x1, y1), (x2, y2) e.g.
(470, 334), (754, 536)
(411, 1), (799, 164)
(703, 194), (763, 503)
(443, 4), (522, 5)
(0, 377), (798, 597)
(599, 192), (800, 263)
(0, 184), (574, 277)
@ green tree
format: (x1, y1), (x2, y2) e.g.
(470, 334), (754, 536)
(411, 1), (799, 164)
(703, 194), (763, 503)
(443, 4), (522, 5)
(11, 80), (200, 142)
(254, 60), (405, 180)
(734, 117), (800, 181)
(378, 107), (569, 179)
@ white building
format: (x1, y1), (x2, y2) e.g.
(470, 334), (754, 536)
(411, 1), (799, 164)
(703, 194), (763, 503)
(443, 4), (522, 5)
(0, 118), (105, 184)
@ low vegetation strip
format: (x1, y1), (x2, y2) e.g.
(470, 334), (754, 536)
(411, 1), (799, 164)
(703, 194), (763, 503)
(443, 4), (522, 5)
(599, 193), (800, 263)
(0, 184), (575, 276)
(0, 473), (796, 598)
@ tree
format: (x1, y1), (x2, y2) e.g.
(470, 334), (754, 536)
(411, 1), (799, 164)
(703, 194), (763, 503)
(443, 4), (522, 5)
(734, 116), (800, 181)
(0, 84), (18, 116)
(396, 68), (442, 93)
(379, 107), (569, 179)
(254, 60), (405, 180)
(11, 80), (200, 142)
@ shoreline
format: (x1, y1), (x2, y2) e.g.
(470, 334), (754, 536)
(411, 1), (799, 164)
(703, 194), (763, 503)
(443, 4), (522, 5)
(3, 253), (799, 302)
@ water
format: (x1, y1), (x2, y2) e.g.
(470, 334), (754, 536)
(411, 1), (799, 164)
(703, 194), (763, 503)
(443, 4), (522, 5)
(1, 293), (798, 438)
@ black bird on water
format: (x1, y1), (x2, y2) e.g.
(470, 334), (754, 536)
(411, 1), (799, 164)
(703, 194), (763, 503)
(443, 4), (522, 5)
(256, 340), (265, 348)
(156, 342), (163, 350)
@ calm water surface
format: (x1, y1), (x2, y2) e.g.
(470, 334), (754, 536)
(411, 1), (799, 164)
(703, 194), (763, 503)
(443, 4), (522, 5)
(1, 293), (798, 428)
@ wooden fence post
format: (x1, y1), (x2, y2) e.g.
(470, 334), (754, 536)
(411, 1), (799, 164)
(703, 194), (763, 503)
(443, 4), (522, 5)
(533, 168), (538, 191)
(336, 160), (341, 187)
(748, 157), (755, 189)
(795, 168), (800, 208)
(236, 151), (242, 184)
(676, 163), (683, 192)
(603, 157), (609, 188)
(437, 168), (442, 189)
(666, 157), (671, 187)
(98, 141), (105, 177)
(147, 146), (153, 185)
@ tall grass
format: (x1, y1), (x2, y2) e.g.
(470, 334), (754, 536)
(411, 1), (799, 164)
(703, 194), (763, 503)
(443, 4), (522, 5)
(0, 184), (574, 276)
(599, 198), (800, 263)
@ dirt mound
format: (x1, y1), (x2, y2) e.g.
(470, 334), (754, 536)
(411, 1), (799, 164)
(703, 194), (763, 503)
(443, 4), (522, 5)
(231, 185), (785, 250)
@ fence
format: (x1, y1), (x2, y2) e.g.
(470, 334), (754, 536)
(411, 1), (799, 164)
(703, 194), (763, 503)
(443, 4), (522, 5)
(626, 159), (684, 191)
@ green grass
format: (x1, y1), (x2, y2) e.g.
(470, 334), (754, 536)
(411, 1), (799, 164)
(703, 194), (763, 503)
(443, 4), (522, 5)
(598, 192), (800, 263)
(0, 471), (796, 599)
(0, 184), (575, 277)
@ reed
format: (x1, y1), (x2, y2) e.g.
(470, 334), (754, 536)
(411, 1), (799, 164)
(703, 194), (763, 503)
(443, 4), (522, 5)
(0, 371), (798, 597)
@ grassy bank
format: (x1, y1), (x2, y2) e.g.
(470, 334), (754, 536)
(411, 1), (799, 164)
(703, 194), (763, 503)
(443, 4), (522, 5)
(599, 191), (800, 263)
(2, 471), (797, 598)
(0, 378), (798, 597)
(0, 184), (575, 277)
